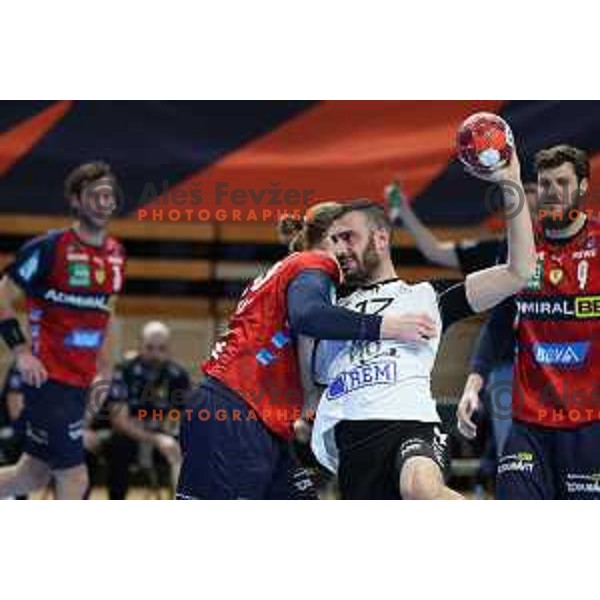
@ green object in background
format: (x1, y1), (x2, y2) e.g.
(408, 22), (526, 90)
(387, 181), (403, 209)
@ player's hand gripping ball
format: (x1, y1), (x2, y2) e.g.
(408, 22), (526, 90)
(457, 112), (514, 174)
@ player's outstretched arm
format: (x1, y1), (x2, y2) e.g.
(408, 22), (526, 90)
(462, 153), (536, 312)
(385, 181), (460, 269)
(287, 270), (437, 342)
(0, 275), (48, 388)
(457, 299), (517, 439)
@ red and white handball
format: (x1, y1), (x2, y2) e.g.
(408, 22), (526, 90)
(457, 112), (514, 174)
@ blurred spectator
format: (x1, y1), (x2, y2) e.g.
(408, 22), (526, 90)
(102, 321), (191, 499)
(0, 364), (25, 462)
(0, 365), (26, 498)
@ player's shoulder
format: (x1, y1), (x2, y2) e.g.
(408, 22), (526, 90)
(423, 278), (464, 296)
(20, 227), (65, 253)
(343, 278), (413, 303)
(282, 250), (341, 282)
(104, 235), (127, 258)
(117, 351), (141, 371)
(284, 250), (338, 270)
(584, 216), (600, 238)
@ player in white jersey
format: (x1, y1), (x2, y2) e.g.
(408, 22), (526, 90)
(311, 154), (536, 499)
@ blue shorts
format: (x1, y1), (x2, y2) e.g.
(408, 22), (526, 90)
(22, 379), (86, 470)
(497, 420), (600, 499)
(176, 377), (316, 500)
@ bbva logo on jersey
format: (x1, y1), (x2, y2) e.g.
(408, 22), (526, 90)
(532, 342), (590, 367)
(327, 360), (397, 400)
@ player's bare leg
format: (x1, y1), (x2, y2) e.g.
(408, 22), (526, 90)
(53, 464), (89, 499)
(0, 453), (51, 497)
(400, 456), (464, 500)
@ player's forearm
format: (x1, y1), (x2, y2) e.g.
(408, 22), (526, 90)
(288, 272), (382, 340)
(397, 207), (460, 268)
(463, 372), (485, 396)
(292, 302), (381, 340)
(111, 410), (157, 444)
(503, 178), (536, 282)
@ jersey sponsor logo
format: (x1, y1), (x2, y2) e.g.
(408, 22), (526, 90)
(516, 295), (600, 320)
(44, 288), (110, 311)
(327, 360), (397, 400)
(526, 255), (544, 291)
(532, 342), (590, 366)
(575, 296), (600, 318)
(68, 262), (91, 287)
(64, 329), (104, 349)
(66, 252), (89, 262)
(572, 249), (597, 260)
(565, 473), (600, 495)
(497, 452), (535, 476)
(18, 250), (40, 282)
(254, 330), (291, 365)
(517, 297), (573, 318)
(67, 419), (84, 441)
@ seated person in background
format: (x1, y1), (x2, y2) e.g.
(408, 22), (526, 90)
(0, 364), (25, 466)
(103, 321), (191, 499)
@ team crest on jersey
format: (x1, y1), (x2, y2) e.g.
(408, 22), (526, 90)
(549, 268), (564, 286)
(68, 262), (91, 287)
(94, 266), (106, 285)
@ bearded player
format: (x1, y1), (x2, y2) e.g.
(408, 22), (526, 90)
(176, 205), (441, 500)
(311, 150), (536, 499)
(458, 145), (600, 499)
(0, 162), (125, 499)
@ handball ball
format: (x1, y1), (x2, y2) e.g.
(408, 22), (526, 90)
(457, 112), (514, 173)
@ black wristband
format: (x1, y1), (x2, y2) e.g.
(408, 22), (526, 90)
(0, 318), (27, 349)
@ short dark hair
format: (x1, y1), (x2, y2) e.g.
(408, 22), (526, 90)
(64, 161), (115, 199)
(336, 198), (392, 232)
(534, 145), (590, 182)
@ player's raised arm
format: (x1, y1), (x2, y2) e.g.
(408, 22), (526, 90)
(386, 181), (461, 269)
(0, 274), (48, 388)
(462, 152), (536, 312)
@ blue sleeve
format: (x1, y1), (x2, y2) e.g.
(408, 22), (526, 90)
(469, 298), (517, 381)
(287, 270), (381, 340)
(5, 232), (57, 296)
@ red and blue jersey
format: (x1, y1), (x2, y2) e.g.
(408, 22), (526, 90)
(513, 218), (600, 427)
(6, 228), (126, 389)
(203, 251), (341, 440)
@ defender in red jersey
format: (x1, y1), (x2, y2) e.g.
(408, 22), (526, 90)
(0, 162), (124, 499)
(458, 145), (600, 498)
(177, 204), (441, 499)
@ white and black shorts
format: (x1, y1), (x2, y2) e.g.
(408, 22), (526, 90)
(334, 420), (450, 499)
